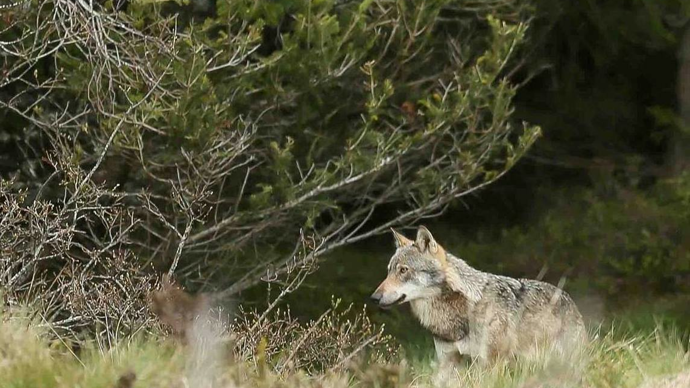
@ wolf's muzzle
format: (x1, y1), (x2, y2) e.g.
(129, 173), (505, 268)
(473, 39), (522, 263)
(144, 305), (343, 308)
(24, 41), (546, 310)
(370, 291), (383, 305)
(370, 292), (406, 309)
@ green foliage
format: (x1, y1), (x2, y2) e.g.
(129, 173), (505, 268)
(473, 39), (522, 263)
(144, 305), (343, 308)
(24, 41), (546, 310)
(437, 173), (690, 297)
(1, 0), (540, 306)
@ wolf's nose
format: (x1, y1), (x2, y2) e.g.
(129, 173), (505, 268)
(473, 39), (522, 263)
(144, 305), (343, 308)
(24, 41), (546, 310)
(370, 292), (382, 304)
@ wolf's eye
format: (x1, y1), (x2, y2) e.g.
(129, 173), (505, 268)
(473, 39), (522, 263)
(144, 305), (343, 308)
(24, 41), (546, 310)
(398, 266), (408, 274)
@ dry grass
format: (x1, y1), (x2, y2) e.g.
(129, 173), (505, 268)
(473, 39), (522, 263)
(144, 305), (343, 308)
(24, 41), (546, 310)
(1, 301), (689, 388)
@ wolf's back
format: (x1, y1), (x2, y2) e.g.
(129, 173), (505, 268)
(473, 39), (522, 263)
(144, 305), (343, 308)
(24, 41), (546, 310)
(514, 278), (586, 353)
(519, 279), (582, 318)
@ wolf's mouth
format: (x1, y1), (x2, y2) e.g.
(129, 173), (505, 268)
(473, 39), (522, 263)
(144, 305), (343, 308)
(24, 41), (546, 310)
(379, 294), (407, 309)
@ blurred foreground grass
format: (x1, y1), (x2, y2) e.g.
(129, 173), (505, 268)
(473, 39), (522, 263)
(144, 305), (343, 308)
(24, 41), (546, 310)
(2, 301), (689, 388)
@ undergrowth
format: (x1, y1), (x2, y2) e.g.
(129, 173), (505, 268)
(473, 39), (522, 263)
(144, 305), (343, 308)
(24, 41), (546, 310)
(1, 305), (689, 388)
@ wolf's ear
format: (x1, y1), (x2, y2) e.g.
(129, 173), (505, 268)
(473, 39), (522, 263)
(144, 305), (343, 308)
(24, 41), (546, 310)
(391, 228), (413, 248)
(416, 226), (439, 254)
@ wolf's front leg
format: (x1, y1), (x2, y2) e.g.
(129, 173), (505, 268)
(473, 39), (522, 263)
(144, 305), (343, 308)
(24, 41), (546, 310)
(433, 337), (462, 386)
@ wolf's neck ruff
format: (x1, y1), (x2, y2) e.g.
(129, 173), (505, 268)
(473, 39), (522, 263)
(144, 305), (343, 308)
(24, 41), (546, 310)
(410, 291), (470, 342)
(409, 253), (485, 340)
(443, 253), (487, 303)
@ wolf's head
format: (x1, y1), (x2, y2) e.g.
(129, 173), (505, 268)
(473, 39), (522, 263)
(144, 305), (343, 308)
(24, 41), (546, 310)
(370, 226), (448, 308)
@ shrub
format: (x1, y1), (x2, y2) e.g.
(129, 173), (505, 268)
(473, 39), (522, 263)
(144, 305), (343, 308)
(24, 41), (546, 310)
(149, 276), (397, 374)
(1, 0), (539, 334)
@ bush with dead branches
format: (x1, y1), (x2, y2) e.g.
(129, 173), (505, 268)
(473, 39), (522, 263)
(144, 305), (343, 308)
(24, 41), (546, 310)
(1, 0), (539, 341)
(150, 266), (396, 374)
(233, 300), (397, 374)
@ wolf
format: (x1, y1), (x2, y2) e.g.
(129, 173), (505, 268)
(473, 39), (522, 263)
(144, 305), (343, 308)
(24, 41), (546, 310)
(370, 226), (586, 373)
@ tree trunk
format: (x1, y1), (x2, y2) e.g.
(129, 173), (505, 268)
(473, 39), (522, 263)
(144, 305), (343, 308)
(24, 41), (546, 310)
(671, 24), (690, 174)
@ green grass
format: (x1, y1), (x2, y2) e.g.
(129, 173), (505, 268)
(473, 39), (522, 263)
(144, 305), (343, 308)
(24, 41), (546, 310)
(1, 305), (689, 388)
